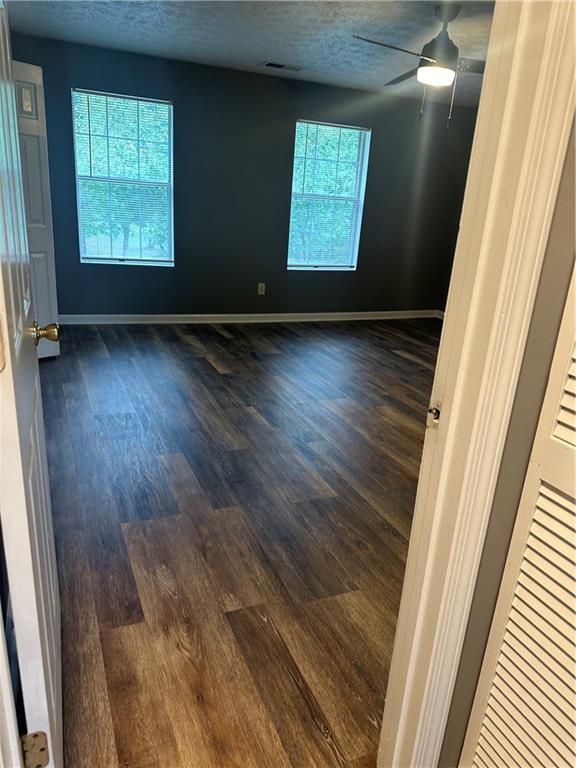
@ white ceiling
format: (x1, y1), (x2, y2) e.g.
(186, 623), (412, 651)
(8, 1), (494, 104)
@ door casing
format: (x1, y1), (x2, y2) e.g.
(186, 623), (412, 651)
(378, 2), (576, 766)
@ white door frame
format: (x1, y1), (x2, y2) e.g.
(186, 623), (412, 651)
(378, 2), (575, 766)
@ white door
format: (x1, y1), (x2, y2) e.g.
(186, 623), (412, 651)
(0, 3), (62, 767)
(12, 60), (59, 359)
(460, 268), (576, 766)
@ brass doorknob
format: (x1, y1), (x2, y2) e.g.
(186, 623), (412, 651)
(32, 321), (59, 345)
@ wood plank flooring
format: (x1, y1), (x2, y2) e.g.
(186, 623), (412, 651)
(40, 319), (440, 768)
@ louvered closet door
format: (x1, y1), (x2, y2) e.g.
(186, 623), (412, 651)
(461, 268), (576, 768)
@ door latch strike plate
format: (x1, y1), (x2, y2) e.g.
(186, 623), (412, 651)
(427, 402), (441, 427)
(21, 731), (49, 768)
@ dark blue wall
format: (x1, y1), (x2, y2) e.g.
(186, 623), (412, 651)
(12, 33), (478, 315)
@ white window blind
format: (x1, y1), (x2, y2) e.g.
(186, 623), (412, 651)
(287, 120), (371, 270)
(72, 90), (173, 266)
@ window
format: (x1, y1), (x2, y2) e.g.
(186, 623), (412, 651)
(72, 90), (173, 266)
(287, 120), (371, 271)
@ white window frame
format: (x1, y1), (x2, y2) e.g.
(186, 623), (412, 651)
(286, 119), (371, 272)
(71, 88), (174, 268)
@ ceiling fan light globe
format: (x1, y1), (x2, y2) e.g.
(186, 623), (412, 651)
(417, 65), (456, 87)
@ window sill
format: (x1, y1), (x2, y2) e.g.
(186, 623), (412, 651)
(287, 265), (357, 272)
(80, 259), (174, 268)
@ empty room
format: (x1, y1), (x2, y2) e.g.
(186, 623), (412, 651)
(1, 2), (575, 768)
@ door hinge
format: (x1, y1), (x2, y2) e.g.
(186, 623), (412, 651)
(427, 401), (441, 427)
(20, 731), (49, 768)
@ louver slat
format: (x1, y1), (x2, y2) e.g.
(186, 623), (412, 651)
(553, 346), (576, 446)
(500, 640), (573, 711)
(481, 721), (523, 767)
(523, 546), (574, 594)
(496, 664), (574, 743)
(504, 633), (574, 702)
(521, 559), (573, 609)
(485, 699), (558, 767)
(493, 672), (574, 762)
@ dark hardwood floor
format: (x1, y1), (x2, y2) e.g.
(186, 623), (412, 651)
(40, 319), (441, 768)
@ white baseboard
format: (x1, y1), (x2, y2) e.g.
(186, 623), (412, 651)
(58, 309), (445, 325)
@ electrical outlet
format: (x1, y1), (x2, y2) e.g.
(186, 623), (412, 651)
(257, 282), (266, 296)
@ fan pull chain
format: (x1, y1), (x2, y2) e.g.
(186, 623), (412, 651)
(419, 84), (427, 121)
(447, 71), (458, 127)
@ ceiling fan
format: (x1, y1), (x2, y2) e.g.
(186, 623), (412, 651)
(354, 3), (486, 89)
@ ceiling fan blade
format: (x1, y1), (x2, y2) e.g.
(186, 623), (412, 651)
(384, 68), (419, 86)
(457, 57), (486, 74)
(353, 35), (436, 62)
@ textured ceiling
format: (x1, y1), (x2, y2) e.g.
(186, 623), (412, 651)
(7, 1), (494, 104)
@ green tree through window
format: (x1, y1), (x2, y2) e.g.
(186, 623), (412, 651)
(287, 121), (371, 270)
(72, 90), (173, 266)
